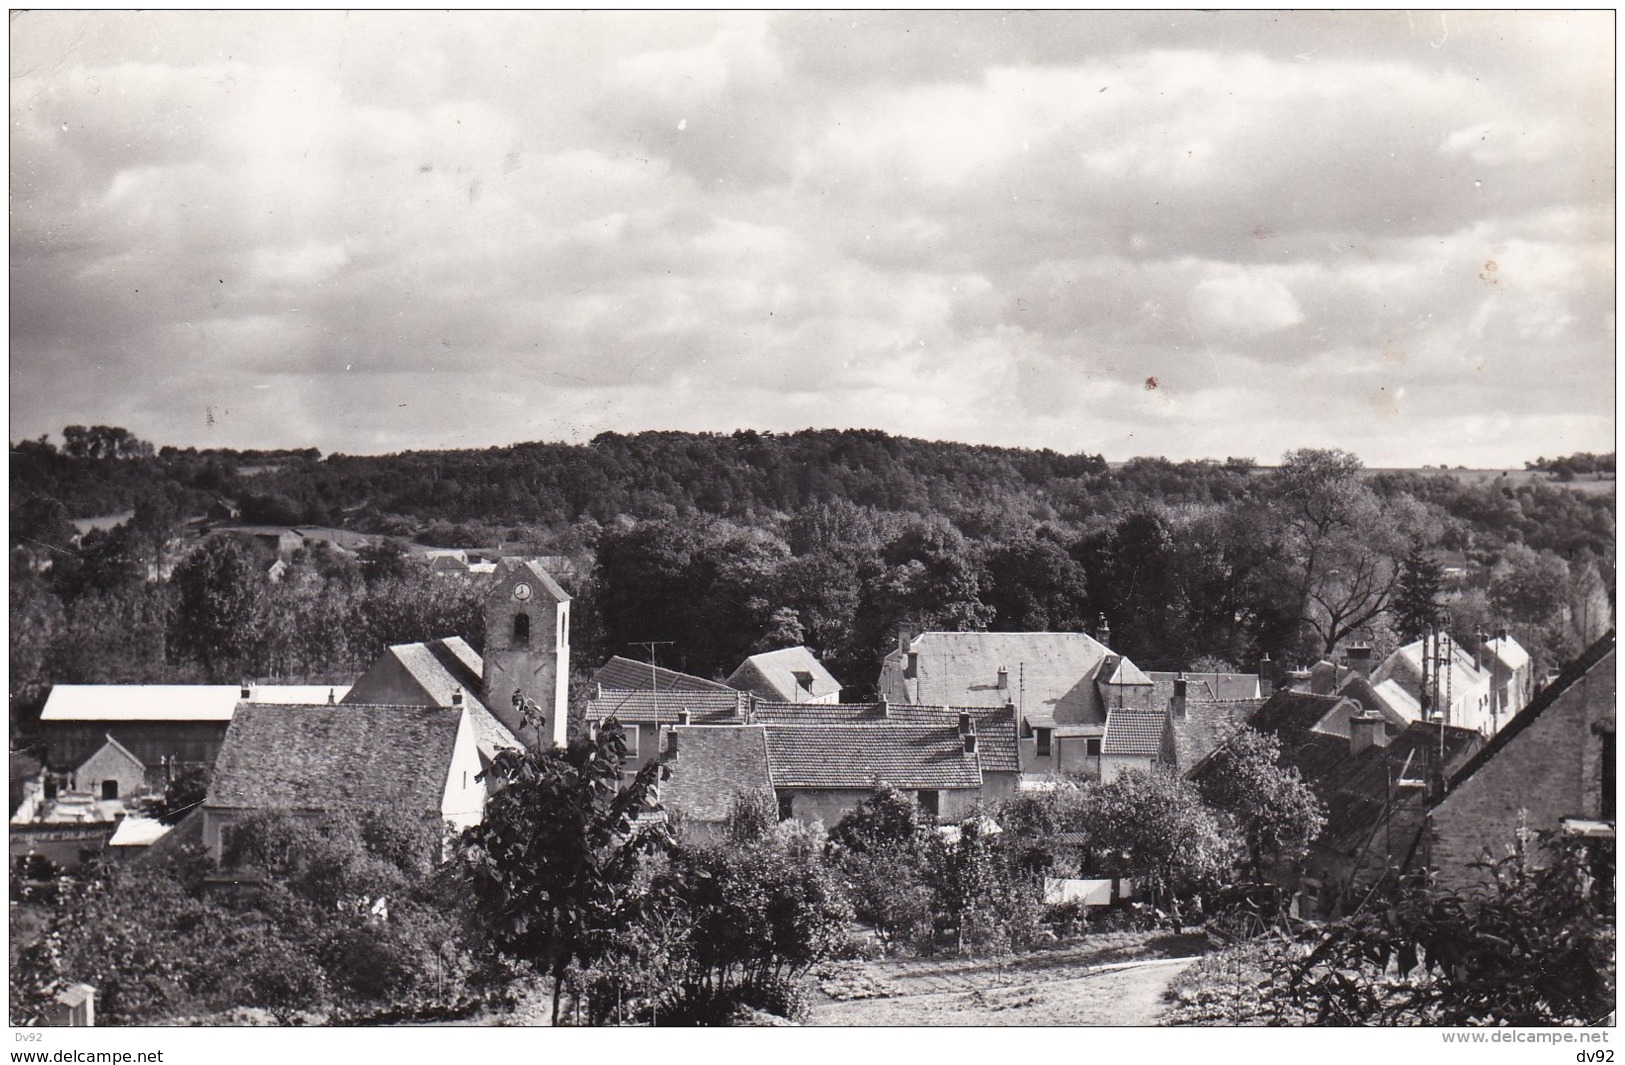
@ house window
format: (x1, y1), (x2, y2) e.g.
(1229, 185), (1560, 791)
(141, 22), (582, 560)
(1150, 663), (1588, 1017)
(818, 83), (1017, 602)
(918, 790), (940, 818)
(101, 780), (119, 800)
(1085, 737), (1102, 757)
(777, 792), (794, 821)
(1035, 728), (1052, 757)
(513, 613), (530, 647)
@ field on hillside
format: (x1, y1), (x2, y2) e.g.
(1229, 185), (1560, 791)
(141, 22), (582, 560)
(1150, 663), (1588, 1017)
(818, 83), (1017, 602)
(1363, 467), (1616, 495)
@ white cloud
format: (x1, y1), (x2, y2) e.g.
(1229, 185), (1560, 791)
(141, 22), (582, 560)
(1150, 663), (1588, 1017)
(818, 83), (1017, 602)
(1189, 275), (1305, 336)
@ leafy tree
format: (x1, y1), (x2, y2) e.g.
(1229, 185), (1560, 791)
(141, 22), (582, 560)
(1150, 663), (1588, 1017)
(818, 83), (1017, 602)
(1075, 768), (1231, 908)
(829, 783), (922, 854)
(167, 538), (267, 680)
(981, 534), (1090, 632)
(1391, 548), (1446, 643)
(453, 721), (670, 1024)
(1283, 833), (1614, 1025)
(1267, 449), (1426, 657)
(1198, 727), (1325, 878)
(357, 537), (412, 584)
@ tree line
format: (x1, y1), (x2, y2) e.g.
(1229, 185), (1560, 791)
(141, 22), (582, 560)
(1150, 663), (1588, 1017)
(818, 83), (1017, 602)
(9, 431), (1614, 732)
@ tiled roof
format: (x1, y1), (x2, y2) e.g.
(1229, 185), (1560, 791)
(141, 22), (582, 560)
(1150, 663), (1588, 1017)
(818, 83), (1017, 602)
(658, 725), (773, 824)
(594, 655), (736, 693)
(764, 724), (983, 790)
(1102, 708), (1167, 757)
(881, 631), (1126, 726)
(587, 689), (745, 725)
(745, 703), (1020, 775)
(1169, 699), (1265, 774)
(1146, 671), (1261, 702)
(207, 703), (461, 814)
(726, 646), (842, 702)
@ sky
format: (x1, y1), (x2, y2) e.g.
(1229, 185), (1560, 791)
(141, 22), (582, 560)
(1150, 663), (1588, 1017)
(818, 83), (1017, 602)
(9, 10), (1616, 466)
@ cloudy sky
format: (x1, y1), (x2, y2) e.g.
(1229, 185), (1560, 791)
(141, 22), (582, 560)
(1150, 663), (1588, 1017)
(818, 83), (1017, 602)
(10, 11), (1615, 465)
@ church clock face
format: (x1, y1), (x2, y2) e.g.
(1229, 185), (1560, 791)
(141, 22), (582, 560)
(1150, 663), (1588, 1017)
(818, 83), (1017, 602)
(513, 582), (532, 602)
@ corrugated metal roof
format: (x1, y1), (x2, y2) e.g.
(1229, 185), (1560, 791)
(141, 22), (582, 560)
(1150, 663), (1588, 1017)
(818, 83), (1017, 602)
(41, 685), (242, 722)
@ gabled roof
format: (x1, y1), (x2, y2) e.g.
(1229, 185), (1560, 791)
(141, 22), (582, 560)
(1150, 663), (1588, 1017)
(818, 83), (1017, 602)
(587, 689), (746, 725)
(726, 646), (842, 702)
(1375, 634), (1490, 702)
(1102, 708), (1166, 757)
(1445, 631), (1615, 793)
(883, 631), (1125, 726)
(78, 733), (144, 771)
(594, 655), (736, 694)
(741, 702), (1020, 775)
(764, 725), (983, 790)
(659, 725), (773, 823)
(1102, 657), (1153, 687)
(207, 703), (462, 814)
(1482, 635), (1531, 674)
(491, 557), (570, 603)
(344, 637), (519, 757)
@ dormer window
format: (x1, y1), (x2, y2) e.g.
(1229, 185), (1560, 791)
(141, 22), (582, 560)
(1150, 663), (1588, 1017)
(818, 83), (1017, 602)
(513, 613), (530, 647)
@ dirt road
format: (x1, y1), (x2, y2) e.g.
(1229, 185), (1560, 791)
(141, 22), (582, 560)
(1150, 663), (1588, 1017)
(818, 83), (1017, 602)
(809, 932), (1205, 1026)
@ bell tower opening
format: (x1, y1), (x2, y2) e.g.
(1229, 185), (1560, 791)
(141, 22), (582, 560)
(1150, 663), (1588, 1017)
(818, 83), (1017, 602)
(513, 612), (530, 647)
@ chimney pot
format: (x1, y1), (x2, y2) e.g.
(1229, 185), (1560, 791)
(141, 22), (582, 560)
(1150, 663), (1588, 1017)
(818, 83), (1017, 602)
(996, 666), (1009, 691)
(451, 687), (464, 707)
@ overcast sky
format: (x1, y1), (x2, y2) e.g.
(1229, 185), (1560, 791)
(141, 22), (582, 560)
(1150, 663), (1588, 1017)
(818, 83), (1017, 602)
(10, 11), (1615, 465)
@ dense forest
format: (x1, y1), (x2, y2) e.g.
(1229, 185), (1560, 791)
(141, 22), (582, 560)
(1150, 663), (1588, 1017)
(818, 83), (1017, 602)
(9, 427), (1614, 743)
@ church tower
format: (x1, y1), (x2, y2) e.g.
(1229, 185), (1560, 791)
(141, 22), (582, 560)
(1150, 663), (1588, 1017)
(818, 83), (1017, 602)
(482, 559), (570, 749)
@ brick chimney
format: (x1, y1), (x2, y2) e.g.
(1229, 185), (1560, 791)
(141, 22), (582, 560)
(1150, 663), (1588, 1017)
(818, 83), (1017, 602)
(905, 650), (919, 680)
(666, 727), (679, 757)
(958, 711), (972, 735)
(1258, 653), (1273, 697)
(963, 732), (978, 754)
(677, 709), (691, 726)
(1172, 675), (1187, 720)
(1346, 644), (1373, 679)
(451, 688), (464, 708)
(1349, 711), (1389, 756)
(897, 622), (915, 657)
(239, 681), (252, 700)
(996, 666), (1009, 691)
(1096, 614), (1112, 648)
(877, 697), (889, 719)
